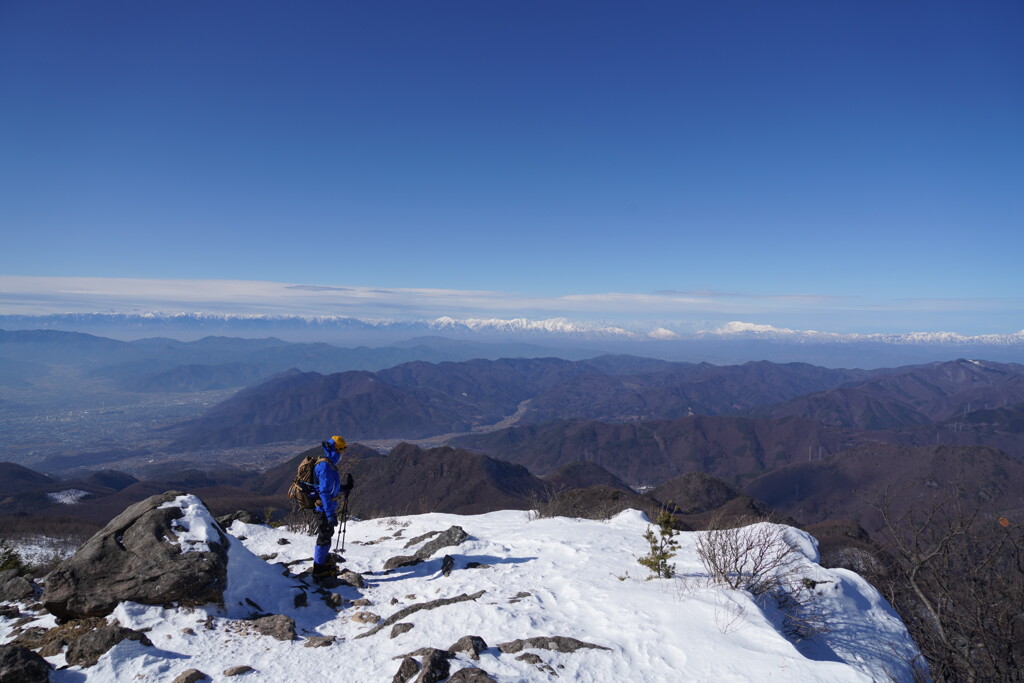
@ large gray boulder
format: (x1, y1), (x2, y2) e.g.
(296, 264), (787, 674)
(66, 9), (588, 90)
(0, 569), (36, 602)
(0, 644), (50, 683)
(42, 492), (229, 621)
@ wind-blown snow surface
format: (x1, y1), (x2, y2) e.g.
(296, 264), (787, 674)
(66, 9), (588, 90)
(5, 508), (922, 682)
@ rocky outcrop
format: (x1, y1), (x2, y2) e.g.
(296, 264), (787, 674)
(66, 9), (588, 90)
(0, 644), (50, 683)
(0, 570), (37, 603)
(251, 614), (295, 641)
(447, 669), (497, 683)
(42, 492), (229, 620)
(497, 636), (611, 653)
(64, 623), (153, 667)
(448, 635), (487, 660)
(384, 526), (468, 571)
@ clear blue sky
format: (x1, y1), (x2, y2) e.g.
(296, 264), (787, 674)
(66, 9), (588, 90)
(1, 1), (1021, 333)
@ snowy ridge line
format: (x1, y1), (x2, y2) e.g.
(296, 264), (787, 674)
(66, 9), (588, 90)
(3, 311), (1023, 344)
(0, 506), (924, 681)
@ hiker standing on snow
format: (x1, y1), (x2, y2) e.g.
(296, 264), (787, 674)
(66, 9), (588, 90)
(311, 435), (353, 578)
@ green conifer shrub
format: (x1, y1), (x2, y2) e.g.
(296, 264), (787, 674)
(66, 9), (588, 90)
(638, 508), (680, 579)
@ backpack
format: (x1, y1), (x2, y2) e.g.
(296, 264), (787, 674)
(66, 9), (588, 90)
(288, 454), (334, 509)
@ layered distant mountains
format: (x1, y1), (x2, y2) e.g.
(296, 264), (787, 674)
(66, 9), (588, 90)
(0, 328), (593, 391)
(170, 356), (1024, 472)
(4, 326), (1024, 556)
(5, 312), (1024, 366)
(168, 357), (875, 448)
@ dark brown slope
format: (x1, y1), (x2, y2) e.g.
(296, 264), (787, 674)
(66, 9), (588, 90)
(743, 444), (1024, 535)
(169, 356), (876, 451)
(344, 443), (548, 517)
(756, 359), (1024, 429)
(170, 369), (481, 448)
(0, 462), (57, 495)
(453, 414), (872, 487)
(541, 461), (634, 493)
(520, 361), (873, 424)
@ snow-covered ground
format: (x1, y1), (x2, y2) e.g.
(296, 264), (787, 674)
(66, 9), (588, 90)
(2, 503), (923, 682)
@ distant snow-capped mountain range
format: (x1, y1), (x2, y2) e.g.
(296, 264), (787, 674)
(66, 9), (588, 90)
(1, 311), (1022, 347)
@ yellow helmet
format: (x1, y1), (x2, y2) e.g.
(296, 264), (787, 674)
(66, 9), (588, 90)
(330, 435), (347, 451)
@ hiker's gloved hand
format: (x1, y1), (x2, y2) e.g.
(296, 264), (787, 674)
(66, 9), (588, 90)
(340, 473), (354, 495)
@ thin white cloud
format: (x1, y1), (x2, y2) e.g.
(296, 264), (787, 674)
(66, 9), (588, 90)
(0, 275), (1019, 336)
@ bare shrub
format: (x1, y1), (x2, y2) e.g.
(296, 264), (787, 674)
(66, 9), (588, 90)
(868, 483), (1024, 682)
(695, 520), (799, 595)
(695, 516), (830, 641)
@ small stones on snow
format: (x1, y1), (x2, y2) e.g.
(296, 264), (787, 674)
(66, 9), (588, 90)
(403, 530), (441, 549)
(383, 555), (424, 571)
(304, 635), (336, 648)
(338, 569), (366, 588)
(172, 668), (209, 683)
(224, 665), (255, 676)
(293, 591), (308, 608)
(351, 611), (380, 624)
(352, 598), (373, 607)
(323, 593), (346, 609)
(276, 538), (290, 545)
(498, 636), (610, 654)
(516, 653), (558, 677)
(390, 622), (414, 638)
(508, 591), (532, 603)
(465, 562), (491, 569)
(448, 668), (498, 683)
(0, 605), (20, 619)
(448, 635), (488, 660)
(441, 555), (454, 576)
(180, 627), (196, 636)
(251, 614), (295, 641)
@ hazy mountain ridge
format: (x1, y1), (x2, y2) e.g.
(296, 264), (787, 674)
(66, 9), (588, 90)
(754, 359), (1024, 429)
(6, 313), (1024, 346)
(169, 358), (882, 449)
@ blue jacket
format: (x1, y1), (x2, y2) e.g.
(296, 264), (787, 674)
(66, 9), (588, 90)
(315, 444), (342, 517)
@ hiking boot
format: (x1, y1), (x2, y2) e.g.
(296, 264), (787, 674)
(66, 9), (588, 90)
(311, 563), (335, 580)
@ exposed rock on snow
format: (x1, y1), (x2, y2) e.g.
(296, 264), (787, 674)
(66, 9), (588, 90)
(391, 622), (415, 638)
(355, 590), (487, 639)
(42, 492), (229, 620)
(448, 634), (488, 659)
(223, 665), (255, 676)
(64, 621), (152, 667)
(416, 647), (454, 683)
(0, 643), (50, 683)
(447, 667), (497, 682)
(303, 635), (334, 648)
(385, 525), (469, 571)
(251, 614), (295, 641)
(393, 655), (420, 683)
(0, 570), (37, 603)
(171, 668), (208, 683)
(498, 635), (611, 654)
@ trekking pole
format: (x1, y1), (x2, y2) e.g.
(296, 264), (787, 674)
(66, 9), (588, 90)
(334, 492), (350, 553)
